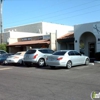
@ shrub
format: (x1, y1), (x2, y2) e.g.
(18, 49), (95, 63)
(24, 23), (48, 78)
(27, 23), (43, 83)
(0, 43), (7, 51)
(95, 52), (100, 61)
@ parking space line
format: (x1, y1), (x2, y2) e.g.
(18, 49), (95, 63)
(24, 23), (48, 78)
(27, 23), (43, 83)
(0, 67), (13, 71)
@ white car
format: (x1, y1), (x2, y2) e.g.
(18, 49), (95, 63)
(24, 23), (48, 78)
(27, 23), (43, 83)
(46, 50), (90, 69)
(23, 48), (54, 67)
(5, 51), (26, 65)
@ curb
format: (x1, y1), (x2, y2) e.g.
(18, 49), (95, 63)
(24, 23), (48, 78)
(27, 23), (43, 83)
(94, 61), (100, 64)
(89, 63), (94, 65)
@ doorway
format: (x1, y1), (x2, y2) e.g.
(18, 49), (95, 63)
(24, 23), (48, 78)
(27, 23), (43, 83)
(88, 42), (95, 58)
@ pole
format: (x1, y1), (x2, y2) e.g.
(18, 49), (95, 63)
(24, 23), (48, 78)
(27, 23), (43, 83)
(0, 0), (3, 44)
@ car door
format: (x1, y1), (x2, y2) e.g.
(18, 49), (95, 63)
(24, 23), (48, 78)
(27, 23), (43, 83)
(73, 51), (83, 65)
(68, 51), (76, 66)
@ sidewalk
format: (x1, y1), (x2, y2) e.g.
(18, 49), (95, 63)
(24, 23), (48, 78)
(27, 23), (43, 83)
(90, 58), (100, 64)
(94, 61), (100, 64)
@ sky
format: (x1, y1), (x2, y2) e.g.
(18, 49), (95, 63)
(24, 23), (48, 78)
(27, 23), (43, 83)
(2, 0), (100, 29)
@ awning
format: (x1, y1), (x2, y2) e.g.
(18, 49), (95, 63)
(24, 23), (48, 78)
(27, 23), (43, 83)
(7, 39), (50, 47)
(57, 32), (74, 42)
(57, 32), (74, 40)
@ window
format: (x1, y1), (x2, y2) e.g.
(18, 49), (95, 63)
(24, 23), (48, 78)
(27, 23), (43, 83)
(39, 49), (48, 53)
(39, 49), (54, 54)
(53, 51), (66, 55)
(73, 51), (81, 55)
(68, 51), (75, 56)
(26, 50), (36, 54)
(0, 51), (6, 54)
(47, 50), (54, 54)
(15, 53), (21, 55)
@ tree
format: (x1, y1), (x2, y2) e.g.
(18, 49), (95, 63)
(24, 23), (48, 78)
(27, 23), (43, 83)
(0, 43), (7, 51)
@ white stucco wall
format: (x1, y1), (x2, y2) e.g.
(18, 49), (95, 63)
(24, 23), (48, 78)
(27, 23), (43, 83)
(9, 31), (44, 38)
(0, 33), (10, 43)
(42, 22), (74, 38)
(1, 31), (51, 44)
(8, 38), (18, 44)
(74, 21), (100, 54)
(4, 22), (74, 39)
(4, 22), (43, 33)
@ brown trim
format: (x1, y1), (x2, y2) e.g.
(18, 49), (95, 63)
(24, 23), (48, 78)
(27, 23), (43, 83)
(57, 32), (74, 40)
(7, 39), (50, 47)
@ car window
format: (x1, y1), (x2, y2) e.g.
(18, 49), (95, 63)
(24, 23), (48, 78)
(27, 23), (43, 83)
(39, 49), (48, 53)
(73, 51), (81, 55)
(47, 50), (54, 54)
(0, 51), (6, 54)
(68, 51), (75, 56)
(26, 50), (36, 54)
(53, 51), (66, 55)
(15, 52), (21, 55)
(0, 54), (7, 58)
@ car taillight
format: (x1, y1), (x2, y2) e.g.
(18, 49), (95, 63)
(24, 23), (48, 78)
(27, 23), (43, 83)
(57, 57), (63, 60)
(33, 54), (38, 59)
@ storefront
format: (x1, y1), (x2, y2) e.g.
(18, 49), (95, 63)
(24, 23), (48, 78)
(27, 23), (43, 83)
(7, 35), (50, 53)
(57, 32), (74, 50)
(74, 21), (100, 58)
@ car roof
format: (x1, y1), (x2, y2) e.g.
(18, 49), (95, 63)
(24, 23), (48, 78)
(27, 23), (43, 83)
(0, 50), (7, 52)
(55, 50), (78, 52)
(31, 48), (52, 50)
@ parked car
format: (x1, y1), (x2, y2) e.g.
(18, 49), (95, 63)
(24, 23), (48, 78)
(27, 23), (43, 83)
(23, 48), (54, 67)
(5, 51), (26, 65)
(0, 53), (14, 64)
(46, 50), (90, 69)
(0, 50), (7, 55)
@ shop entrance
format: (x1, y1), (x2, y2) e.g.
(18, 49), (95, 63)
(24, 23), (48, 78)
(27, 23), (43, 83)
(89, 42), (95, 58)
(79, 32), (96, 58)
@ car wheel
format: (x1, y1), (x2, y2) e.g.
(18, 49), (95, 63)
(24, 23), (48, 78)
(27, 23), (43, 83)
(85, 58), (89, 65)
(38, 58), (45, 67)
(66, 60), (72, 69)
(20, 60), (23, 65)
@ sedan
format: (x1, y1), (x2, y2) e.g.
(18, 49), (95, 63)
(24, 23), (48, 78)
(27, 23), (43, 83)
(46, 50), (90, 69)
(5, 51), (26, 65)
(0, 53), (14, 64)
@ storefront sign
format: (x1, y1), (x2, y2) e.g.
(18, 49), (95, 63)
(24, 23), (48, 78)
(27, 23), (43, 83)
(43, 35), (50, 39)
(21, 36), (43, 41)
(21, 37), (32, 41)
(93, 23), (100, 34)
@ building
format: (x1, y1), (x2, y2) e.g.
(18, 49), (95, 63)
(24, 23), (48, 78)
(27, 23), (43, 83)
(2, 20), (100, 60)
(2, 22), (73, 53)
(4, 22), (74, 38)
(57, 32), (74, 50)
(74, 21), (100, 59)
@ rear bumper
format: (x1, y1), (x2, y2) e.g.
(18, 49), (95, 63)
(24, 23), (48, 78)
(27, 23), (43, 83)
(46, 61), (66, 67)
(6, 59), (19, 63)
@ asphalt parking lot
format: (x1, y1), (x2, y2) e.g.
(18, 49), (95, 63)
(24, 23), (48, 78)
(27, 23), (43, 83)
(0, 63), (100, 100)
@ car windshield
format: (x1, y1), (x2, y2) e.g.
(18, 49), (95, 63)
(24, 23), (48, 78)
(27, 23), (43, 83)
(39, 49), (54, 54)
(53, 51), (66, 55)
(26, 50), (36, 54)
(15, 52), (21, 55)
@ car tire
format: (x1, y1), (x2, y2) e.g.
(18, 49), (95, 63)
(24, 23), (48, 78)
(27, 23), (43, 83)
(85, 58), (89, 65)
(66, 60), (72, 69)
(38, 58), (45, 67)
(20, 60), (23, 65)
